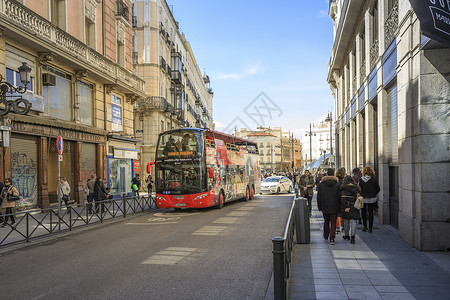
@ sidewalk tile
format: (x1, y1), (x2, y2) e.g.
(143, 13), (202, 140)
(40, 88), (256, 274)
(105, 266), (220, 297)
(313, 271), (340, 279)
(315, 291), (348, 299)
(314, 284), (345, 292)
(341, 277), (372, 285)
(379, 292), (415, 300)
(288, 291), (316, 300)
(313, 278), (343, 285)
(374, 285), (408, 293)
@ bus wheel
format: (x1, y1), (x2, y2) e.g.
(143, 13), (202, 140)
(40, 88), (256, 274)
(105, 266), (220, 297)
(288, 186), (292, 193)
(245, 186), (250, 201)
(217, 192), (224, 209)
(277, 187), (280, 194)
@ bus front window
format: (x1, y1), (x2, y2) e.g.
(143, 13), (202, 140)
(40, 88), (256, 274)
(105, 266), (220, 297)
(156, 162), (203, 194)
(157, 131), (199, 159)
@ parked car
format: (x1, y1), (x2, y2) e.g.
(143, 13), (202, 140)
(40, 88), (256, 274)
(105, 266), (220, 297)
(261, 176), (293, 194)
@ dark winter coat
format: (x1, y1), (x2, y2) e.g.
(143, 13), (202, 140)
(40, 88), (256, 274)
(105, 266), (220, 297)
(340, 183), (361, 220)
(317, 176), (341, 213)
(359, 176), (380, 198)
(299, 175), (315, 198)
(94, 180), (107, 201)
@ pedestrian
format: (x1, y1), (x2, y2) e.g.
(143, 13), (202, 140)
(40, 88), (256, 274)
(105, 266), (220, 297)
(86, 174), (96, 214)
(335, 167), (346, 233)
(1, 178), (19, 227)
(298, 170), (315, 216)
(352, 167), (362, 184)
(131, 174), (141, 197)
(59, 177), (71, 207)
(352, 167), (363, 224)
(145, 174), (154, 197)
(359, 166), (380, 233)
(340, 175), (361, 244)
(94, 176), (107, 213)
(317, 168), (341, 245)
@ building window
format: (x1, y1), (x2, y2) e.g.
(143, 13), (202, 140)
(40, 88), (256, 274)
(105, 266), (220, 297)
(6, 68), (33, 93)
(78, 81), (94, 126)
(371, 1), (378, 42)
(111, 94), (123, 132)
(43, 66), (72, 121)
(51, 0), (66, 29)
(85, 19), (95, 49)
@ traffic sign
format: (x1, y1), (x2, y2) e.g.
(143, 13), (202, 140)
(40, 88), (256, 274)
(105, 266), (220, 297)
(56, 136), (63, 155)
(58, 154), (63, 161)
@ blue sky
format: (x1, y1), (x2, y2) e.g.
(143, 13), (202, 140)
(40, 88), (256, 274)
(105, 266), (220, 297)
(168, 0), (334, 139)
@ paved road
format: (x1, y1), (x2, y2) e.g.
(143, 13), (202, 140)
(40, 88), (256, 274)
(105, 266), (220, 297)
(1, 193), (294, 300)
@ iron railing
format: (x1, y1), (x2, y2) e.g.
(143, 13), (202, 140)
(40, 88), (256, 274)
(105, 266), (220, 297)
(272, 199), (296, 300)
(0, 195), (155, 247)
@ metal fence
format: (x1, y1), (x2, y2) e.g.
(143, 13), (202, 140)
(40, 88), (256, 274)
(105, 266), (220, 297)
(272, 199), (296, 300)
(0, 195), (155, 247)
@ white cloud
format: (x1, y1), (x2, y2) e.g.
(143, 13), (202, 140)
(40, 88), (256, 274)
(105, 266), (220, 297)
(318, 10), (327, 19)
(216, 63), (264, 80)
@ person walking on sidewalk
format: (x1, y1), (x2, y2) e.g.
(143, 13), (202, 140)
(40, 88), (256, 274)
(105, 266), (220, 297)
(86, 174), (96, 214)
(317, 168), (341, 245)
(59, 177), (71, 207)
(94, 177), (107, 213)
(1, 178), (19, 227)
(352, 167), (363, 224)
(299, 170), (315, 216)
(145, 175), (154, 197)
(359, 166), (380, 233)
(340, 175), (361, 244)
(335, 167), (346, 233)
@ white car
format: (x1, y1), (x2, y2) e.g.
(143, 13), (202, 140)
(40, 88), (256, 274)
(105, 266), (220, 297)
(261, 176), (293, 194)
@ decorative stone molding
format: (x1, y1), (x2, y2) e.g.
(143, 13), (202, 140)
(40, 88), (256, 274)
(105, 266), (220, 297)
(369, 38), (379, 70)
(38, 53), (56, 65)
(116, 17), (128, 45)
(75, 70), (89, 80)
(360, 58), (366, 81)
(85, 0), (99, 23)
(385, 3), (398, 47)
(126, 93), (139, 104)
(105, 84), (118, 95)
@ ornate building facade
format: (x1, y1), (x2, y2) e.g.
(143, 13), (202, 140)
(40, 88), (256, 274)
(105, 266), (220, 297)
(327, 0), (449, 250)
(0, 0), (145, 208)
(131, 0), (213, 175)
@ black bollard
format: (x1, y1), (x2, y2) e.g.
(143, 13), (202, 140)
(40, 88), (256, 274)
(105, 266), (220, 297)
(272, 236), (286, 300)
(295, 198), (311, 244)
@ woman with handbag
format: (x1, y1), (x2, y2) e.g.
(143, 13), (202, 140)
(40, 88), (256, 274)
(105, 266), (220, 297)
(1, 178), (19, 227)
(340, 175), (361, 244)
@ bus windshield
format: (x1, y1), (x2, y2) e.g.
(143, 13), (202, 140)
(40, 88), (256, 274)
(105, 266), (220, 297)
(156, 130), (200, 159)
(155, 161), (205, 195)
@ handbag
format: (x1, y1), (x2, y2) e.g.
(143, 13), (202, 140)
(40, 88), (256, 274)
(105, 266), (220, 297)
(62, 195), (69, 202)
(7, 194), (20, 202)
(354, 194), (364, 209)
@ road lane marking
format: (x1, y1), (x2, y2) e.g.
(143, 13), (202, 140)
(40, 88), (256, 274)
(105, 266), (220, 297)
(213, 217), (239, 224)
(192, 225), (228, 236)
(226, 211), (248, 217)
(142, 247), (201, 265)
(237, 207), (255, 211)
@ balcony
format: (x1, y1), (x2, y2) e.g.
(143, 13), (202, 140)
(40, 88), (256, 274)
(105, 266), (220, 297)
(116, 0), (129, 22)
(171, 70), (182, 83)
(0, 0), (144, 96)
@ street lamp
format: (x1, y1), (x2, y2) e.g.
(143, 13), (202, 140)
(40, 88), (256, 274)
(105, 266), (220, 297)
(305, 123), (316, 164)
(0, 62), (32, 116)
(324, 112), (333, 167)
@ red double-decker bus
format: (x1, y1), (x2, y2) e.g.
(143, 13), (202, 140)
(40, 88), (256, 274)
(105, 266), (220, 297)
(154, 128), (261, 210)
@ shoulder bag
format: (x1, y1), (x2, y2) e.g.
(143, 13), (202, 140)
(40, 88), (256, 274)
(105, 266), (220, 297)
(354, 194), (364, 209)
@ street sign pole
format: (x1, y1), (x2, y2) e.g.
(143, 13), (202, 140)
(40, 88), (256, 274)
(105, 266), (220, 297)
(56, 136), (63, 223)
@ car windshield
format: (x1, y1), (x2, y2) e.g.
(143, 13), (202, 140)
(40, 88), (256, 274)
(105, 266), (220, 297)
(264, 177), (280, 183)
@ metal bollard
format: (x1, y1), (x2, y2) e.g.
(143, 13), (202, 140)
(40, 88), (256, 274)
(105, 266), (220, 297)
(272, 236), (286, 300)
(294, 198), (311, 244)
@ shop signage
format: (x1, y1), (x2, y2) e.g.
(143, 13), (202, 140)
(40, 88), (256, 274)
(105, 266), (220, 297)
(134, 160), (141, 172)
(114, 148), (138, 159)
(409, 0), (450, 47)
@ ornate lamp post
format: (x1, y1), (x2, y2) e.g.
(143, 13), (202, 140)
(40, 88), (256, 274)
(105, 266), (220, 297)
(305, 123), (316, 164)
(324, 112), (333, 167)
(0, 62), (32, 115)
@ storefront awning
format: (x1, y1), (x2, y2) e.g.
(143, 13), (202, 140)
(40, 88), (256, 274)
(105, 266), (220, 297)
(409, 0), (450, 48)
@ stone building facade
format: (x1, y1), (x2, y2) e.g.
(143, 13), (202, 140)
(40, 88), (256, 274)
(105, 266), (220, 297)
(131, 0), (214, 176)
(0, 0), (145, 208)
(238, 127), (301, 174)
(327, 0), (449, 250)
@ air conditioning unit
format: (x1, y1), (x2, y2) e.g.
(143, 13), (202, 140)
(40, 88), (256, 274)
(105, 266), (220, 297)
(42, 73), (56, 86)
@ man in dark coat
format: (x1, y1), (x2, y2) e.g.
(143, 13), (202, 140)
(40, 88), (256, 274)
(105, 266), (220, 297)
(317, 168), (341, 245)
(94, 177), (107, 213)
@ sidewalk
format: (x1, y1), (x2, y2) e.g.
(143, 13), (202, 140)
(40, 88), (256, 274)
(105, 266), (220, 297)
(288, 197), (450, 300)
